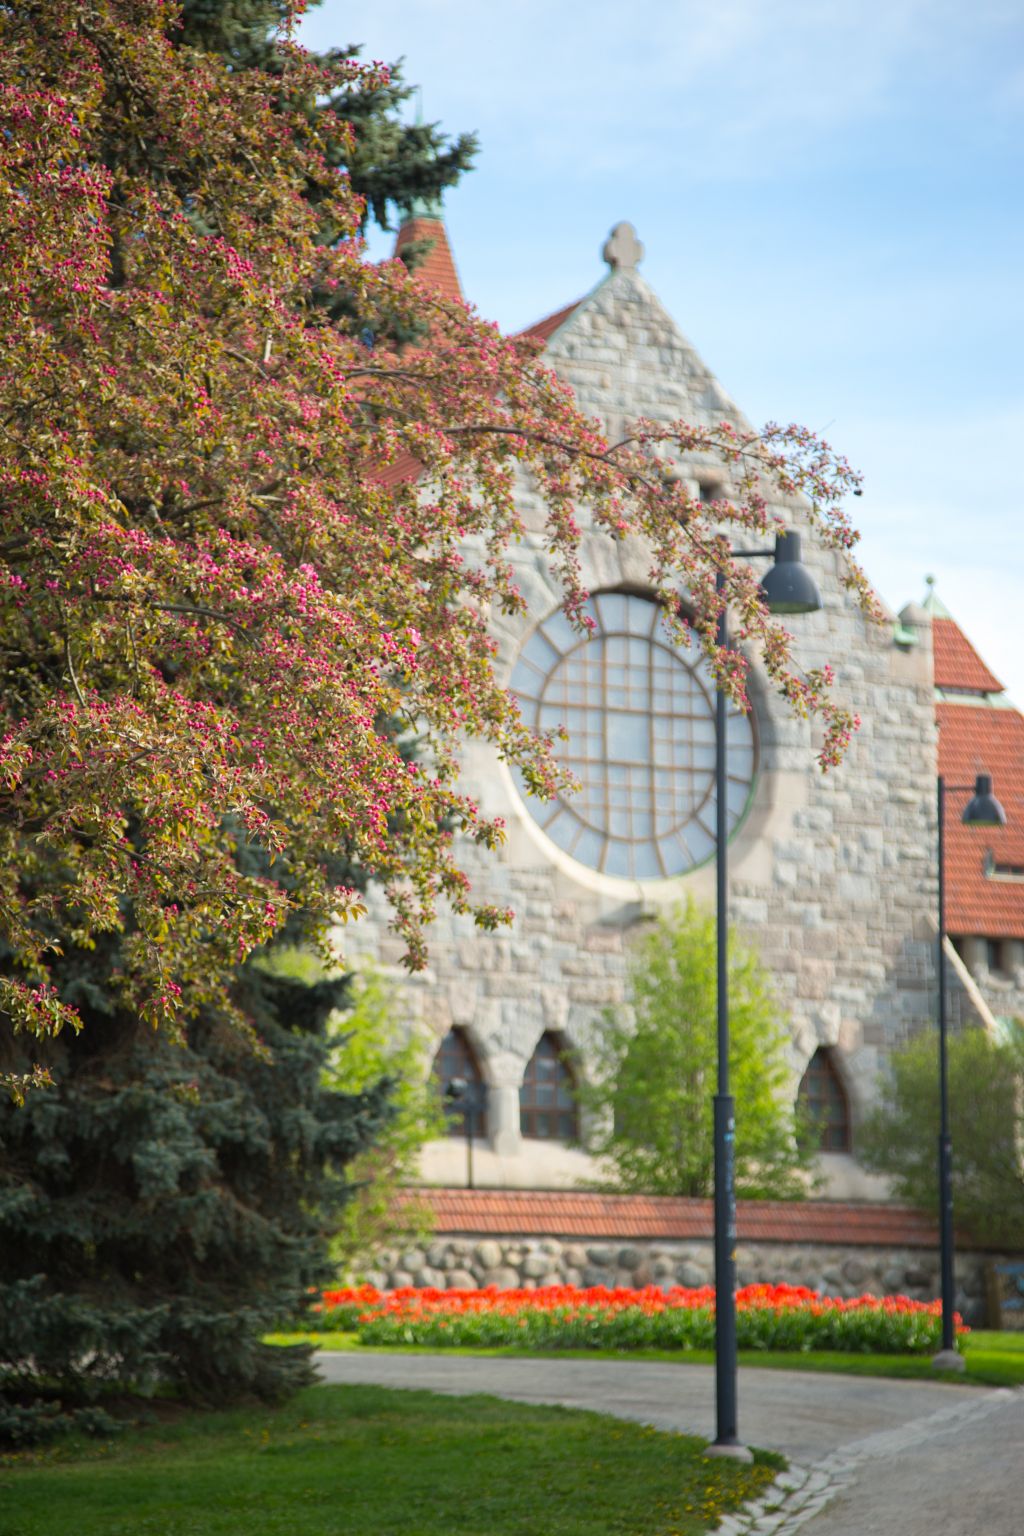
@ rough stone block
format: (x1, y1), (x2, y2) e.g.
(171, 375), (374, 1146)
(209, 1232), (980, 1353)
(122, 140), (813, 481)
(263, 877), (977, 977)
(676, 1260), (709, 1287)
(582, 1267), (615, 1288)
(445, 1268), (477, 1289)
(480, 1266), (521, 1289)
(475, 1240), (503, 1271)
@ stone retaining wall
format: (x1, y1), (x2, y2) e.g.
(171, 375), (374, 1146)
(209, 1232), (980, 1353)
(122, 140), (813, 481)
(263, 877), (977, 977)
(360, 1234), (1002, 1327)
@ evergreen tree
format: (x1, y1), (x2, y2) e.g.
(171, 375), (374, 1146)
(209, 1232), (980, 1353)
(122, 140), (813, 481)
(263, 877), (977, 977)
(173, 0), (478, 235)
(0, 909), (397, 1441)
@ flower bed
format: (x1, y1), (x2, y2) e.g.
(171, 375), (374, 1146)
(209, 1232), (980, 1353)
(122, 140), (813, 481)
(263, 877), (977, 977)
(315, 1283), (965, 1355)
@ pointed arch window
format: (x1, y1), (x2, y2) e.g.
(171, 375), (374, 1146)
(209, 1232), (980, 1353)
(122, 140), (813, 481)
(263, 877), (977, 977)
(520, 1033), (579, 1142)
(431, 1028), (486, 1139)
(797, 1047), (851, 1153)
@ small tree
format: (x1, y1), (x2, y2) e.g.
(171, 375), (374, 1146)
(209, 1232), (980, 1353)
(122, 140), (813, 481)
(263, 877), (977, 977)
(322, 969), (443, 1276)
(859, 1023), (1024, 1250)
(580, 902), (812, 1199)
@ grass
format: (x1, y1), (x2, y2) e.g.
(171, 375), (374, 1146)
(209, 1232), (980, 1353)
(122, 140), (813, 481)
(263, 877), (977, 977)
(0, 1384), (781, 1536)
(265, 1328), (1024, 1389)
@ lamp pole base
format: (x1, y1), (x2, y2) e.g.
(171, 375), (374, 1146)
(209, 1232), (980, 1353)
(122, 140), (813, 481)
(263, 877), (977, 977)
(705, 1440), (754, 1464)
(932, 1348), (966, 1373)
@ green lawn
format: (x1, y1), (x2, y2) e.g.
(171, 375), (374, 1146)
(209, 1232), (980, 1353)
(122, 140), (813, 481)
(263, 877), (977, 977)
(266, 1328), (1024, 1390)
(0, 1385), (781, 1536)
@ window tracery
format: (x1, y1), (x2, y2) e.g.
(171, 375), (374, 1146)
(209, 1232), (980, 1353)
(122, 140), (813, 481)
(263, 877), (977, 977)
(511, 592), (757, 880)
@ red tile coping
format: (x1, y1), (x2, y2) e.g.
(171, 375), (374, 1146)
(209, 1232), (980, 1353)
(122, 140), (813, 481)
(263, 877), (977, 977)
(394, 1189), (956, 1249)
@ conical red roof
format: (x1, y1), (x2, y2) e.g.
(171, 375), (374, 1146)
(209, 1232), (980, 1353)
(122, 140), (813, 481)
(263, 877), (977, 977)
(393, 215), (463, 304)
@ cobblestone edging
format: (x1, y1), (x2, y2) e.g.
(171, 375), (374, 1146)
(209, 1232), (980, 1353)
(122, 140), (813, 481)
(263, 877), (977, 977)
(718, 1388), (1016, 1535)
(363, 1235), (999, 1325)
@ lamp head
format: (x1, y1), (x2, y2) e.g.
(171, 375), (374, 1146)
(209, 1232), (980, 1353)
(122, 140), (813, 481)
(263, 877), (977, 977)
(444, 1076), (469, 1105)
(962, 773), (1007, 827)
(759, 531), (822, 616)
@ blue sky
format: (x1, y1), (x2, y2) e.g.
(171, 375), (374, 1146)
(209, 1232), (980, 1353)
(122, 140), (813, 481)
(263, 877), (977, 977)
(302, 1), (1024, 704)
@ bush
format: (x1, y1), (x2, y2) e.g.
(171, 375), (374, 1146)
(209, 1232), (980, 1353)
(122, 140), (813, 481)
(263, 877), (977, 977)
(859, 1021), (1024, 1250)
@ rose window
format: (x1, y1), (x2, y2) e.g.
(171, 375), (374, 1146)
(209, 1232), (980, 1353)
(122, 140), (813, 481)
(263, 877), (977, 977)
(511, 592), (757, 880)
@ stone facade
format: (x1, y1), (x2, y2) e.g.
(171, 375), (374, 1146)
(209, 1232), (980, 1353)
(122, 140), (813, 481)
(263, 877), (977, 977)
(361, 1233), (1002, 1328)
(340, 232), (993, 1193)
(953, 936), (1024, 1027)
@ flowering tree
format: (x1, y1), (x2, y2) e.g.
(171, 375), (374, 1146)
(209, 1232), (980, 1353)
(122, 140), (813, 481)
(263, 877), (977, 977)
(0, 1), (869, 1088)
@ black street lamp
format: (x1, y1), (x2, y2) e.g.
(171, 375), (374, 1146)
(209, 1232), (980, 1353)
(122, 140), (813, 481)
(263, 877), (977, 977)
(706, 530), (822, 1462)
(444, 1075), (477, 1190)
(933, 771), (1006, 1370)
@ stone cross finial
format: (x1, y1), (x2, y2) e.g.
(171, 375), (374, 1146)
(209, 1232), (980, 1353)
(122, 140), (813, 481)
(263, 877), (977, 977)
(602, 221), (644, 272)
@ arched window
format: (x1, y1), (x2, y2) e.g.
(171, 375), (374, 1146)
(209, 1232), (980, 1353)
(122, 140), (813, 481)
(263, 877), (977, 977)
(520, 1033), (579, 1141)
(797, 1047), (851, 1153)
(431, 1028), (486, 1139)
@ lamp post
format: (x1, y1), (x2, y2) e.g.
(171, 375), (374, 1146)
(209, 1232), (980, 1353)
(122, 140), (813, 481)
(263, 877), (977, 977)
(444, 1075), (476, 1190)
(933, 771), (1006, 1371)
(706, 530), (822, 1461)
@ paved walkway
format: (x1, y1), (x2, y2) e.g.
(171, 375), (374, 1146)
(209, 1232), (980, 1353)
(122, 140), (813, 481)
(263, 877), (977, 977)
(316, 1352), (1023, 1535)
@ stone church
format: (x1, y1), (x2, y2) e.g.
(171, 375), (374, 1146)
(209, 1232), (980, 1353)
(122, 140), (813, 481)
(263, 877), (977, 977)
(343, 211), (1024, 1198)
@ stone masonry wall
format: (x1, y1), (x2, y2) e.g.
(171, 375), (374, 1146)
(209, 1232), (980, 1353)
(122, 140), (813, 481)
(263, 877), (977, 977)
(362, 1233), (1003, 1328)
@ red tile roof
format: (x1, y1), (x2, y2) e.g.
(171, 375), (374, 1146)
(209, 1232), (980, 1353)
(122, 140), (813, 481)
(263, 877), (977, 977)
(519, 298), (582, 345)
(938, 700), (1024, 938)
(394, 1188), (952, 1248)
(393, 216), (463, 304)
(372, 451), (423, 490)
(933, 617), (1003, 694)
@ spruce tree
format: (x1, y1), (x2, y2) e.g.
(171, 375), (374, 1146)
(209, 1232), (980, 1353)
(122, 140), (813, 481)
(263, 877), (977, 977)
(174, 0), (478, 234)
(0, 955), (395, 1442)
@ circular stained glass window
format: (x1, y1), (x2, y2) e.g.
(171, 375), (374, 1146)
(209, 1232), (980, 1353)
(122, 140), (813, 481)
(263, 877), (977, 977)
(511, 592), (757, 881)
